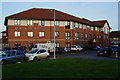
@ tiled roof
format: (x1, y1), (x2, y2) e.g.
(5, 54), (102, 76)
(110, 31), (120, 38)
(5, 8), (110, 27)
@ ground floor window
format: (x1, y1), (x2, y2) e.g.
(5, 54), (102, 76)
(65, 42), (70, 47)
(27, 43), (33, 50)
(14, 43), (21, 47)
(75, 42), (79, 45)
(55, 43), (60, 47)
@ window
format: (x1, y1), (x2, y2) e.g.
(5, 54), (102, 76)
(28, 43), (33, 49)
(28, 20), (33, 25)
(81, 33), (83, 38)
(55, 32), (59, 37)
(55, 21), (59, 26)
(65, 32), (70, 40)
(75, 32), (79, 40)
(14, 31), (20, 37)
(65, 21), (70, 29)
(77, 23), (79, 28)
(39, 20), (44, 26)
(97, 35), (98, 38)
(89, 26), (91, 30)
(85, 43), (88, 46)
(85, 33), (87, 38)
(66, 42), (70, 47)
(14, 43), (21, 47)
(89, 34), (92, 39)
(93, 34), (96, 39)
(56, 43), (60, 47)
(14, 20), (20, 25)
(104, 36), (106, 39)
(75, 42), (79, 45)
(28, 32), (33, 37)
(73, 22), (75, 29)
(39, 32), (44, 37)
(81, 24), (83, 29)
(81, 42), (84, 46)
(85, 25), (87, 29)
(99, 35), (101, 39)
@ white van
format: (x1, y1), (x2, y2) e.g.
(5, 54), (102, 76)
(32, 43), (54, 53)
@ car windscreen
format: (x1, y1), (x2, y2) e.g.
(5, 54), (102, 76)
(99, 48), (107, 51)
(3, 47), (12, 51)
(110, 46), (118, 49)
(33, 45), (37, 48)
(28, 49), (38, 54)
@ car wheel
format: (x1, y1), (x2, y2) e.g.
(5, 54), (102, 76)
(33, 57), (37, 62)
(97, 54), (100, 56)
(2, 60), (7, 64)
(46, 56), (50, 60)
(21, 58), (26, 63)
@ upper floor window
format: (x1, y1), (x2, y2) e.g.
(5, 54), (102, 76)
(28, 32), (33, 37)
(89, 34), (92, 39)
(14, 20), (20, 25)
(65, 21), (70, 29)
(89, 26), (91, 30)
(75, 32), (79, 40)
(55, 32), (59, 37)
(55, 21), (59, 26)
(65, 32), (70, 40)
(77, 23), (79, 28)
(99, 35), (101, 39)
(39, 20), (44, 26)
(93, 34), (96, 39)
(81, 24), (83, 29)
(85, 33), (87, 38)
(73, 22), (75, 29)
(28, 20), (33, 25)
(39, 32), (44, 37)
(14, 31), (20, 37)
(85, 25), (87, 29)
(81, 33), (83, 38)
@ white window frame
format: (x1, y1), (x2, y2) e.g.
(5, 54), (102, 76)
(75, 32), (79, 40)
(55, 43), (60, 47)
(28, 32), (33, 37)
(39, 32), (45, 37)
(65, 21), (70, 26)
(55, 32), (59, 37)
(39, 20), (44, 26)
(55, 21), (59, 26)
(14, 20), (20, 25)
(14, 31), (20, 37)
(28, 20), (33, 25)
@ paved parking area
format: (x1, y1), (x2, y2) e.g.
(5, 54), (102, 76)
(50, 50), (119, 60)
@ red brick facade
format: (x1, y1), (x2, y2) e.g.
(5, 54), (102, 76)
(4, 8), (110, 48)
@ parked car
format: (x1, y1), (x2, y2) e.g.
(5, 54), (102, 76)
(71, 45), (83, 52)
(92, 46), (100, 51)
(25, 49), (50, 61)
(109, 45), (120, 52)
(60, 47), (71, 53)
(19, 46), (26, 53)
(55, 47), (60, 54)
(97, 47), (112, 56)
(0, 50), (26, 64)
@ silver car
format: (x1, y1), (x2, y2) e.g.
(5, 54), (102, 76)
(0, 50), (26, 64)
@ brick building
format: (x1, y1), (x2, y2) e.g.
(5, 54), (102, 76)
(4, 8), (111, 48)
(110, 31), (120, 46)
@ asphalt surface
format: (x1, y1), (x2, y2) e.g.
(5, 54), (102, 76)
(50, 50), (119, 60)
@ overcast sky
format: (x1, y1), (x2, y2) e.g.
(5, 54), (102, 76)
(0, 2), (118, 38)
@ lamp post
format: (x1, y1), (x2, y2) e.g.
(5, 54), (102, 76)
(51, 9), (56, 59)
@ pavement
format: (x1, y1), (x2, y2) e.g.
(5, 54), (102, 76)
(50, 50), (119, 60)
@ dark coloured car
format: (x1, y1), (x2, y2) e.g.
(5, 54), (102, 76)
(19, 46), (27, 53)
(0, 50), (26, 64)
(109, 45), (120, 52)
(92, 46), (100, 51)
(55, 47), (60, 53)
(60, 47), (71, 53)
(97, 47), (112, 56)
